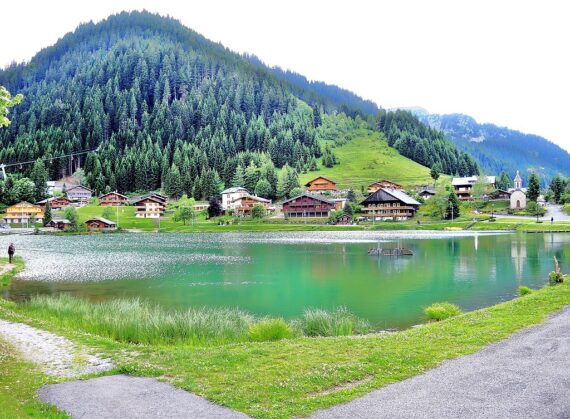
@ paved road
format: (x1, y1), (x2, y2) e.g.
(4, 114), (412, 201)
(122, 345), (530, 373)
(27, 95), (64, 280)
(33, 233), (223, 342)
(38, 375), (249, 418)
(313, 306), (570, 419)
(492, 204), (570, 222)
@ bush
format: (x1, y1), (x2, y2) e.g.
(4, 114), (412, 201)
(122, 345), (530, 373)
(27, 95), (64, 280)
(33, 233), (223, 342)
(424, 302), (462, 321)
(297, 307), (370, 337)
(519, 286), (532, 296)
(248, 318), (292, 342)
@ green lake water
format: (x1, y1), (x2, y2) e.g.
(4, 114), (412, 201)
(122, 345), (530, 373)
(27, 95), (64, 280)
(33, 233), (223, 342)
(2, 232), (569, 329)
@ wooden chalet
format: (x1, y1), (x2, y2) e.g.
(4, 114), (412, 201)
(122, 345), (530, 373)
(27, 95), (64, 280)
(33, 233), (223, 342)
(99, 191), (128, 206)
(85, 217), (117, 230)
(452, 176), (496, 200)
(3, 202), (44, 224)
(66, 185), (93, 202)
(132, 196), (166, 218)
(282, 193), (335, 218)
(231, 195), (275, 217)
(46, 219), (71, 230)
(495, 189), (511, 200)
(304, 177), (338, 193)
(37, 196), (72, 210)
(360, 188), (420, 220)
(418, 188), (436, 200)
(367, 180), (403, 194)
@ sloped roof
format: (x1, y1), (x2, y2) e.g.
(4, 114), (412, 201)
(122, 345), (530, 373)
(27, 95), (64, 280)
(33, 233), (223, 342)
(304, 176), (337, 187)
(85, 217), (116, 226)
(452, 176), (496, 186)
(282, 192), (335, 205)
(231, 194), (271, 204)
(99, 191), (128, 200)
(67, 185), (93, 192)
(368, 179), (402, 188)
(221, 187), (250, 194)
(361, 188), (420, 206)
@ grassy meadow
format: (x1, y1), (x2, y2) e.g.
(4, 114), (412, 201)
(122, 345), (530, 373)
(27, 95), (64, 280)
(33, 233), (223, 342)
(2, 277), (570, 417)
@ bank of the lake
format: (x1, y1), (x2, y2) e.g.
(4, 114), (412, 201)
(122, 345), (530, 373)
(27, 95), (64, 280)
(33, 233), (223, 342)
(1, 274), (570, 418)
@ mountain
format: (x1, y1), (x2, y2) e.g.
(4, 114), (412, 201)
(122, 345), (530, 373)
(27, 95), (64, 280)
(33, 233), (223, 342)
(0, 11), (476, 201)
(409, 108), (570, 183)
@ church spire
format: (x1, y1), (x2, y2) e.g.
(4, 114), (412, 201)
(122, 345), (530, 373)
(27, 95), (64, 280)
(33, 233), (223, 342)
(514, 170), (522, 189)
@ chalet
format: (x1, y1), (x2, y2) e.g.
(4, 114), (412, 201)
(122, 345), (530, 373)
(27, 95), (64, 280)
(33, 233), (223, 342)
(360, 188), (420, 220)
(282, 193), (335, 218)
(132, 196), (166, 218)
(231, 195), (275, 217)
(3, 202), (44, 224)
(418, 187), (436, 200)
(99, 191), (128, 206)
(66, 185), (93, 202)
(304, 177), (338, 193)
(37, 196), (72, 210)
(46, 219), (71, 231)
(46, 181), (63, 196)
(149, 192), (168, 203)
(336, 214), (352, 225)
(194, 202), (209, 212)
(333, 198), (348, 211)
(221, 187), (250, 210)
(495, 189), (511, 200)
(85, 217), (117, 230)
(452, 176), (496, 200)
(368, 180), (403, 194)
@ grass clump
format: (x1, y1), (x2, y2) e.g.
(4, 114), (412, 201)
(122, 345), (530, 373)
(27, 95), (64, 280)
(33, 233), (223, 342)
(297, 306), (371, 337)
(248, 318), (293, 342)
(424, 302), (462, 321)
(25, 295), (253, 345)
(519, 286), (533, 296)
(0, 256), (24, 288)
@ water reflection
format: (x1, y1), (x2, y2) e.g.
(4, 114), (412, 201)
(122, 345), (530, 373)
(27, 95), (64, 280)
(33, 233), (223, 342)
(1, 232), (569, 329)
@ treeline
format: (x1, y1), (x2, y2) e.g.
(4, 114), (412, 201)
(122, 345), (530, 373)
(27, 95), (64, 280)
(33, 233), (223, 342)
(378, 109), (479, 176)
(0, 11), (480, 201)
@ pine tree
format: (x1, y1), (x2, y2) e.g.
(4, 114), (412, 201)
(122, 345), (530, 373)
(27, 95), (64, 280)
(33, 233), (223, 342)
(244, 161), (260, 192)
(430, 163), (442, 185)
(254, 178), (272, 198)
(232, 165), (246, 187)
(43, 201), (52, 226)
(549, 175), (564, 204)
(207, 196), (223, 218)
(30, 159), (48, 202)
(445, 190), (460, 220)
(527, 173), (540, 202)
(164, 164), (183, 198)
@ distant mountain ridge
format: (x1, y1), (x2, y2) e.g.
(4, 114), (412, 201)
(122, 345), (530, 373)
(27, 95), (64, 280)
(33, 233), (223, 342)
(406, 108), (570, 182)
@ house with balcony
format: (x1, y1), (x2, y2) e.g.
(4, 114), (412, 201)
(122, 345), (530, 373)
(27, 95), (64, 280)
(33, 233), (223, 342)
(452, 176), (496, 200)
(282, 193), (335, 218)
(360, 188), (420, 220)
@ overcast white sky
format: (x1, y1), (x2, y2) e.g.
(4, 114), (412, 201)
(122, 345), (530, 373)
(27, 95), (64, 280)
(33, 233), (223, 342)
(2, 0), (569, 151)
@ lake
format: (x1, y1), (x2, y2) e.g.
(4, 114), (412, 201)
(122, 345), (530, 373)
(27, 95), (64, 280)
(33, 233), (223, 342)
(2, 231), (569, 329)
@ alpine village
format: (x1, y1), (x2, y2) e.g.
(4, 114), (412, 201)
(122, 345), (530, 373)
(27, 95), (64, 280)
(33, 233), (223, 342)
(1, 8), (570, 419)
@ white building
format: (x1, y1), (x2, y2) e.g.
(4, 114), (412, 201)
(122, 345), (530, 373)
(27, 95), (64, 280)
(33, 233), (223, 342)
(509, 171), (527, 210)
(221, 187), (250, 210)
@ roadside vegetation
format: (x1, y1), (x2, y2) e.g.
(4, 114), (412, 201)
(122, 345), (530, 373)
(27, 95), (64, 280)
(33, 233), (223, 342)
(0, 256), (24, 287)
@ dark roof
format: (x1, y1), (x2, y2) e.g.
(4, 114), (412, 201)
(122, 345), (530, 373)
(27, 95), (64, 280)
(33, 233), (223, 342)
(368, 179), (402, 187)
(131, 195), (164, 205)
(282, 192), (335, 205)
(361, 188), (421, 206)
(48, 219), (71, 225)
(304, 176), (337, 187)
(67, 185), (93, 193)
(85, 217), (116, 226)
(419, 188), (436, 195)
(99, 191), (128, 200)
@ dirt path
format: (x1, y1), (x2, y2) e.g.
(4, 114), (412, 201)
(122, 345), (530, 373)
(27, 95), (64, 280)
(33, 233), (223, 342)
(0, 262), (15, 276)
(313, 306), (570, 418)
(0, 319), (113, 377)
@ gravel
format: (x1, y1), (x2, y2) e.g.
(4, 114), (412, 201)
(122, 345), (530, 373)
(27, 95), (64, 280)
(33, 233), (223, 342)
(0, 319), (113, 377)
(313, 306), (570, 418)
(37, 375), (249, 418)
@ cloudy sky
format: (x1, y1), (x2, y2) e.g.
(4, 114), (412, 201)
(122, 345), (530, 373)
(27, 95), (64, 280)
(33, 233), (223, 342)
(2, 0), (569, 151)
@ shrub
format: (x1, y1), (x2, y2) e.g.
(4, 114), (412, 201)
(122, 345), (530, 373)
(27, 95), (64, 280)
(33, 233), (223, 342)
(519, 286), (532, 296)
(424, 302), (462, 321)
(248, 318), (292, 342)
(298, 307), (370, 337)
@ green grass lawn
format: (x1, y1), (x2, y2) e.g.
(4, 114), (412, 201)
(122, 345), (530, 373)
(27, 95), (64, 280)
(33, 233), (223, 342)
(0, 256), (24, 287)
(299, 129), (435, 190)
(2, 275), (570, 417)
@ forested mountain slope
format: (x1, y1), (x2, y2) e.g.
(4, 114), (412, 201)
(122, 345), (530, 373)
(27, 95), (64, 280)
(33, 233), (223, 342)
(0, 11), (478, 200)
(410, 109), (570, 182)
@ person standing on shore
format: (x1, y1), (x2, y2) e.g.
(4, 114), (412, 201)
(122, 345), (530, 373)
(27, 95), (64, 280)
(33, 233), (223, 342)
(8, 243), (15, 264)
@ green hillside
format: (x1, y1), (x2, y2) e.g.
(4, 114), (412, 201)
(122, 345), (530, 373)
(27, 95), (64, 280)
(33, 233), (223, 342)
(300, 118), (433, 190)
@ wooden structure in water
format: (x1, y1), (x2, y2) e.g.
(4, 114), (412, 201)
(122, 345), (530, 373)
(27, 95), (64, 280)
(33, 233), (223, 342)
(368, 247), (414, 256)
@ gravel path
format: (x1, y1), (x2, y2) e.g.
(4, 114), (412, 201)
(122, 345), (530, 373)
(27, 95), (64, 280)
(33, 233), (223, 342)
(38, 375), (249, 418)
(313, 306), (570, 418)
(0, 319), (113, 377)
